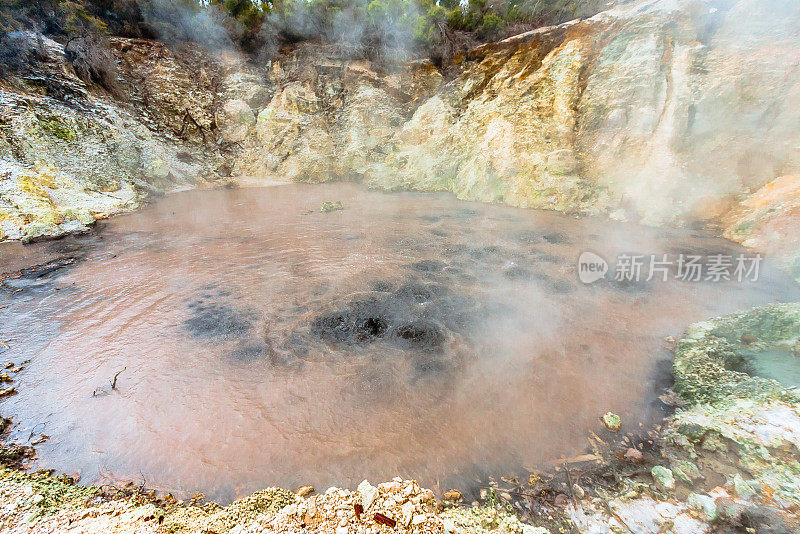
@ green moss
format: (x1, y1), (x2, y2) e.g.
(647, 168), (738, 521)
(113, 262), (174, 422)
(673, 304), (800, 406)
(320, 200), (343, 212)
(734, 220), (754, 236)
(39, 118), (76, 141)
(0, 468), (101, 517)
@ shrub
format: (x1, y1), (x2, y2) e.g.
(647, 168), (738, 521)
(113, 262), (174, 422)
(478, 13), (504, 39)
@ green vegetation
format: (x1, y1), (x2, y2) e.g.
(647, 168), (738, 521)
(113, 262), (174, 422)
(39, 117), (76, 141)
(673, 304), (800, 405)
(321, 200), (344, 211)
(1, 0), (605, 66)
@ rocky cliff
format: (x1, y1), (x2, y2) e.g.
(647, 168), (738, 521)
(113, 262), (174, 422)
(2, 0), (800, 276)
(248, 0), (800, 228)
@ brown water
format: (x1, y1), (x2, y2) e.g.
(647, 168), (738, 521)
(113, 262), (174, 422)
(0, 183), (797, 502)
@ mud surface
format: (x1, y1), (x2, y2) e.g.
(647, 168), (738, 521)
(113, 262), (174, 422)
(0, 183), (797, 503)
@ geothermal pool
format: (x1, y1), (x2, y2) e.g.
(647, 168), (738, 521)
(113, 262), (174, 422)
(0, 183), (797, 502)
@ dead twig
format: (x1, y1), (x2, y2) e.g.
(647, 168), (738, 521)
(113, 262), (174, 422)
(178, 110), (206, 143)
(27, 422), (46, 442)
(564, 462), (578, 510)
(111, 367), (126, 390)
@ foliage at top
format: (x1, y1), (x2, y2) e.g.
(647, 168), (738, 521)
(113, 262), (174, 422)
(1, 0), (605, 66)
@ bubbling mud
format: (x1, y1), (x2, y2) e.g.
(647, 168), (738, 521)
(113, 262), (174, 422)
(0, 183), (797, 502)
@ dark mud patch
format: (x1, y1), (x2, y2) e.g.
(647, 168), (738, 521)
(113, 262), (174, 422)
(392, 320), (446, 351)
(373, 281), (395, 292)
(409, 260), (447, 272)
(310, 282), (473, 352)
(542, 232), (570, 245)
(185, 288), (256, 339)
(1, 257), (78, 291)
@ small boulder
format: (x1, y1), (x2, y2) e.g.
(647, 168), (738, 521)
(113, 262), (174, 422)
(687, 493), (717, 522)
(651, 465), (675, 490)
(740, 505), (793, 534)
(672, 460), (701, 484)
(321, 201), (344, 212)
(357, 480), (378, 510)
(732, 474), (758, 500)
(443, 489), (463, 502)
(624, 448), (643, 462)
(295, 485), (314, 497)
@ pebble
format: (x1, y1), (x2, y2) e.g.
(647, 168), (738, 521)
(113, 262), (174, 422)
(295, 485), (314, 497)
(357, 480), (378, 510)
(443, 489), (462, 501)
(623, 447), (643, 462)
(601, 412), (621, 431)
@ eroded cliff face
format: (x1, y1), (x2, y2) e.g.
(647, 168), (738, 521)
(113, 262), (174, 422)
(2, 0), (800, 271)
(376, 0), (800, 227)
(0, 34), (268, 241)
(233, 0), (800, 234)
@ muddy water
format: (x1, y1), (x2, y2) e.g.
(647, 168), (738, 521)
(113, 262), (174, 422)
(0, 183), (797, 502)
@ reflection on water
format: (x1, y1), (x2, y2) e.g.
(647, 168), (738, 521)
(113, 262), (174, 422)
(0, 183), (797, 502)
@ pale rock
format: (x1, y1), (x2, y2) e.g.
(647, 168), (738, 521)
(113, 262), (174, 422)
(687, 494), (717, 522)
(358, 480), (379, 510)
(401, 501), (414, 526)
(732, 474), (757, 500)
(651, 466), (676, 490)
(217, 99), (255, 143)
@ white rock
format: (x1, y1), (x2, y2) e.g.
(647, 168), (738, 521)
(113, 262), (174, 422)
(357, 480), (378, 510)
(401, 501), (414, 526)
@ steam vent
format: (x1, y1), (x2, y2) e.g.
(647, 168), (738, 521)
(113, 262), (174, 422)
(2, 0), (800, 532)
